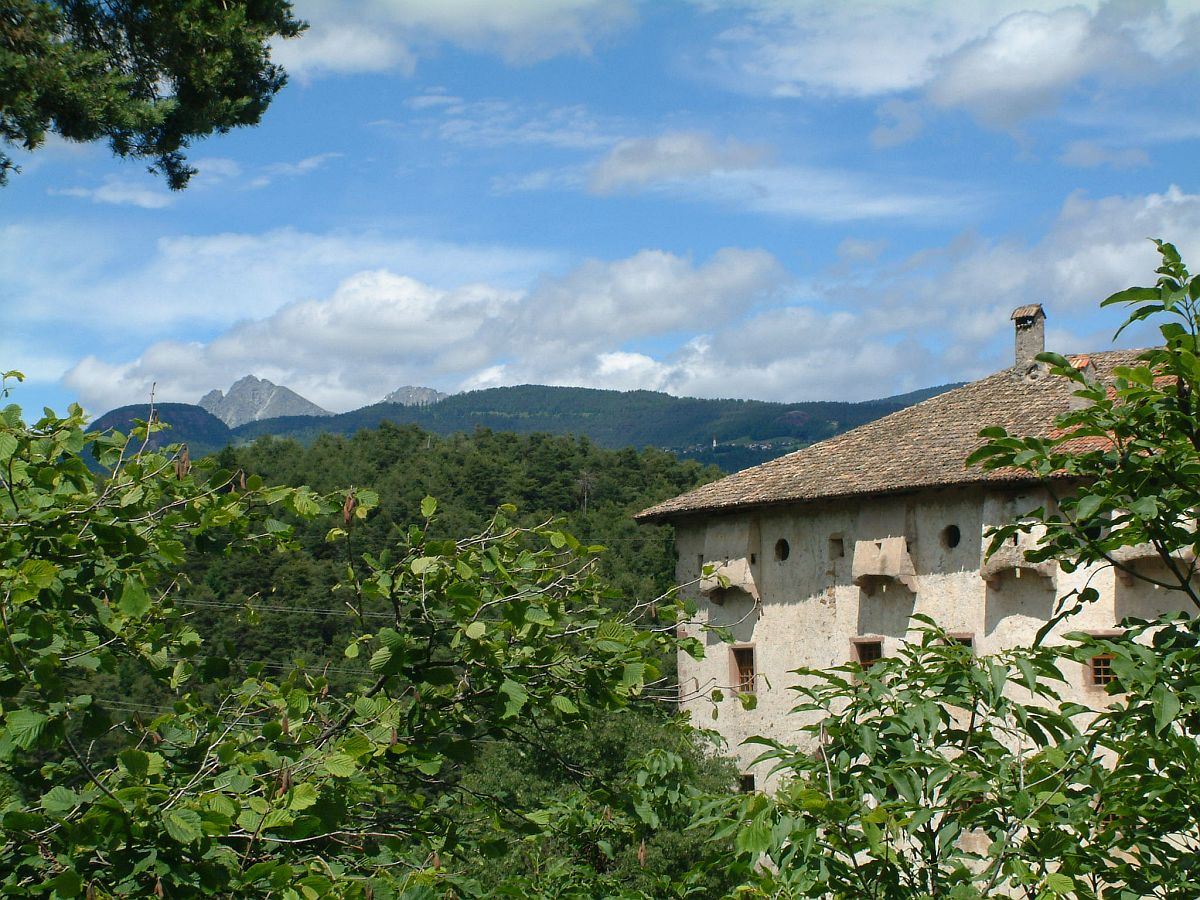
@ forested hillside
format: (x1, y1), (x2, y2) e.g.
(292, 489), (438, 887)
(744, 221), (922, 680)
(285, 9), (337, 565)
(193, 423), (721, 639)
(101, 421), (738, 892)
(93, 382), (958, 471)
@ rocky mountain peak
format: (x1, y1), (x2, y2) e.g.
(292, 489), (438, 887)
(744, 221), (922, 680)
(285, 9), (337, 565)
(198, 375), (331, 428)
(381, 385), (448, 407)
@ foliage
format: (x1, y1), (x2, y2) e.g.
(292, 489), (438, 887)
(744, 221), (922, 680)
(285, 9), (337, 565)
(0, 375), (713, 897)
(690, 242), (1200, 899)
(699, 619), (1200, 899)
(968, 239), (1200, 611)
(0, 0), (304, 187)
(218, 383), (956, 471)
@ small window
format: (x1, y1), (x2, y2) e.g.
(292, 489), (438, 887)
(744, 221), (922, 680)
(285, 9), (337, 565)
(829, 536), (844, 559)
(697, 554), (704, 573)
(738, 773), (756, 793)
(942, 525), (961, 548)
(853, 640), (883, 669)
(774, 539), (790, 561)
(1090, 654), (1115, 686)
(946, 634), (974, 652)
(732, 647), (756, 693)
(750, 552), (757, 565)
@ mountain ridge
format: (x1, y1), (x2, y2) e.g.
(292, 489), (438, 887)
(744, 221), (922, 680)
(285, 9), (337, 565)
(89, 382), (961, 473)
(199, 375), (331, 428)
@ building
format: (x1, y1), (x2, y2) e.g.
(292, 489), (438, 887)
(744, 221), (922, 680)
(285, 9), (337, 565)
(635, 306), (1191, 789)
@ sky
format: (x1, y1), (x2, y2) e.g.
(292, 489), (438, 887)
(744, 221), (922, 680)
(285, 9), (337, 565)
(4, 0), (1200, 416)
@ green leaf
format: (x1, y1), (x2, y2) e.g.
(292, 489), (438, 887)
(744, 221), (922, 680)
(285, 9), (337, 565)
(735, 814), (772, 855)
(40, 785), (80, 815)
(289, 783), (319, 811)
(1043, 872), (1075, 893)
(1153, 684), (1181, 734)
(550, 695), (578, 715)
(411, 556), (438, 575)
(119, 577), (151, 619)
(523, 607), (554, 627)
(51, 870), (83, 898)
(420, 495), (438, 518)
(17, 558), (57, 589)
(6, 708), (47, 750)
(1129, 496), (1158, 518)
(162, 808), (203, 844)
(464, 621), (486, 640)
(499, 678), (528, 719)
(323, 753), (357, 778)
(1074, 493), (1103, 522)
(120, 748), (150, 778)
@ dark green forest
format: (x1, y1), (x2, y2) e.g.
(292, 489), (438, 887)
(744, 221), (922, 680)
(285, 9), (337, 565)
(95, 422), (740, 893)
(90, 382), (957, 472)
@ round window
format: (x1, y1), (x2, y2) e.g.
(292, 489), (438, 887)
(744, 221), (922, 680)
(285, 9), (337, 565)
(774, 539), (790, 561)
(942, 525), (961, 549)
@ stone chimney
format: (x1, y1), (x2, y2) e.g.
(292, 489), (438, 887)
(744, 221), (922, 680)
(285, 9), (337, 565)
(1010, 304), (1046, 368)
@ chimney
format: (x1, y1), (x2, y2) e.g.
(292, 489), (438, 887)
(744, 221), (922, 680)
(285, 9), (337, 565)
(1010, 304), (1046, 368)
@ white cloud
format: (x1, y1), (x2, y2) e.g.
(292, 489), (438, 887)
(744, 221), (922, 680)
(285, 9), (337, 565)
(927, 8), (1104, 128)
(837, 238), (888, 263)
(412, 98), (620, 150)
(49, 176), (174, 209)
(274, 0), (636, 78)
(248, 152), (344, 188)
(494, 126), (978, 223)
(695, 0), (1033, 98)
(589, 131), (770, 193)
(194, 158), (243, 182)
(613, 163), (978, 223)
(2, 225), (561, 340)
(1058, 140), (1150, 169)
(38, 187), (1200, 414)
(870, 99), (924, 148)
(694, 1), (1200, 129)
(61, 247), (783, 411)
(405, 89), (463, 109)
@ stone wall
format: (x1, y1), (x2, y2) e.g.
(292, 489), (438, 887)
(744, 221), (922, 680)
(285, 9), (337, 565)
(674, 486), (1193, 790)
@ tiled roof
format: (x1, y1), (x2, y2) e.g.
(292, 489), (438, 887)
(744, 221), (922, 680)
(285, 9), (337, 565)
(636, 349), (1146, 522)
(1011, 304), (1045, 320)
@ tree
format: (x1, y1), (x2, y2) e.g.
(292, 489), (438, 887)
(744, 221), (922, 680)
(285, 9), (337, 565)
(685, 242), (1200, 898)
(0, 374), (709, 897)
(970, 239), (1200, 611)
(0, 0), (304, 188)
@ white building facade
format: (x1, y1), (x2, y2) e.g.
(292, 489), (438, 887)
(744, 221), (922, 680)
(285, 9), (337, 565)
(637, 308), (1191, 788)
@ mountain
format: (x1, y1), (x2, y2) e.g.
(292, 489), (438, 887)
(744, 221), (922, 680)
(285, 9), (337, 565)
(227, 383), (963, 472)
(381, 385), (448, 406)
(199, 375), (330, 428)
(90, 383), (962, 473)
(86, 403), (232, 454)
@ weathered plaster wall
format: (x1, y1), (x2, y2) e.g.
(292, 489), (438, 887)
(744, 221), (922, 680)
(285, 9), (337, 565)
(674, 486), (1192, 790)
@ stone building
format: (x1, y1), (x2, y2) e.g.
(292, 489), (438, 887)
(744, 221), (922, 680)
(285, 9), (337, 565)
(636, 306), (1191, 789)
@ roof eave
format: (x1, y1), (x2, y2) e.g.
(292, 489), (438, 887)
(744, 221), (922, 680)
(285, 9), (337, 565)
(634, 471), (1062, 525)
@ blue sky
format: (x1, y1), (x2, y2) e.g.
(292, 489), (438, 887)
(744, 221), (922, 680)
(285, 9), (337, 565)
(5, 0), (1200, 416)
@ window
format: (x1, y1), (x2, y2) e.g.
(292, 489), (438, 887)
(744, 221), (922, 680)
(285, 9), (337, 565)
(697, 554), (704, 574)
(942, 524), (961, 548)
(853, 639), (883, 669)
(1090, 654), (1116, 686)
(774, 539), (790, 561)
(829, 536), (844, 559)
(732, 647), (756, 693)
(946, 634), (974, 652)
(739, 773), (756, 793)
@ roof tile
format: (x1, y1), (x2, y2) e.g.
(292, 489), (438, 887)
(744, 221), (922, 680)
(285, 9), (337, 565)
(636, 349), (1145, 522)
